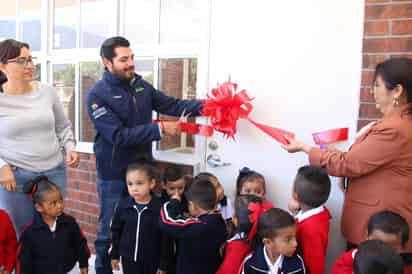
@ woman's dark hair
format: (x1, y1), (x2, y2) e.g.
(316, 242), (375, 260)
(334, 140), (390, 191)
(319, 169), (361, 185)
(374, 57), (412, 104)
(0, 39), (30, 86)
(236, 167), (266, 195)
(23, 176), (60, 204)
(354, 240), (404, 274)
(100, 36), (130, 62)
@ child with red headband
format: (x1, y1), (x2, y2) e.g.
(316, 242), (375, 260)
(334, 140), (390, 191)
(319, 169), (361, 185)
(217, 194), (273, 274)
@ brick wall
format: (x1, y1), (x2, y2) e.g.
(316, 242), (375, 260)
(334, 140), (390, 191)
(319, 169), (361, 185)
(359, 0), (412, 129)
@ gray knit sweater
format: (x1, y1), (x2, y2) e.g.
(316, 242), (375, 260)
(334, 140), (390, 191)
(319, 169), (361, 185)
(0, 83), (76, 171)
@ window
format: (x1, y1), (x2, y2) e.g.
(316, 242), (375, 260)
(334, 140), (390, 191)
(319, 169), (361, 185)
(160, 0), (209, 44)
(80, 0), (116, 48)
(20, 0), (42, 51)
(79, 61), (103, 143)
(53, 0), (77, 49)
(2, 0), (210, 157)
(0, 0), (17, 40)
(123, 0), (157, 45)
(52, 63), (76, 136)
(157, 58), (198, 153)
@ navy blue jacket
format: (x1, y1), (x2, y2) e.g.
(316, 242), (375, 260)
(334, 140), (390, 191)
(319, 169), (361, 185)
(159, 199), (227, 274)
(86, 71), (203, 180)
(110, 196), (172, 273)
(241, 245), (306, 274)
(17, 213), (90, 274)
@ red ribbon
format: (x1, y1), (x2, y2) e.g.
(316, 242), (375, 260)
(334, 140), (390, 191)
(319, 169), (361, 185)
(202, 81), (295, 144)
(247, 200), (273, 241)
(312, 128), (349, 145)
(154, 80), (348, 146)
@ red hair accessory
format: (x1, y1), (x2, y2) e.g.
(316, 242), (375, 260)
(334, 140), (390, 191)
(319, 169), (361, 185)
(247, 200), (273, 241)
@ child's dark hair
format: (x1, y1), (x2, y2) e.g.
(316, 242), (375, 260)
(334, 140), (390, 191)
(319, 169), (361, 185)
(368, 211), (410, 248)
(185, 177), (216, 210)
(258, 208), (295, 239)
(23, 176), (60, 204)
(127, 162), (158, 181)
(163, 166), (184, 184)
(294, 165), (331, 208)
(354, 240), (404, 274)
(236, 167), (265, 195)
(194, 171), (217, 181)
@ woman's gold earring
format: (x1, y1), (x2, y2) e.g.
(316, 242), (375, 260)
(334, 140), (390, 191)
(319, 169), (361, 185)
(394, 98), (400, 107)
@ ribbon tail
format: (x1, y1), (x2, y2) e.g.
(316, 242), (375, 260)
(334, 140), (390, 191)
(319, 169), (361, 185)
(312, 128), (349, 145)
(246, 118), (295, 145)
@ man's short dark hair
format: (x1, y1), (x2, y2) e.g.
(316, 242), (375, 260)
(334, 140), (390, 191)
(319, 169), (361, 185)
(354, 240), (404, 274)
(163, 166), (184, 184)
(185, 177), (216, 210)
(368, 211), (410, 248)
(100, 36), (130, 62)
(294, 165), (331, 208)
(258, 208), (295, 239)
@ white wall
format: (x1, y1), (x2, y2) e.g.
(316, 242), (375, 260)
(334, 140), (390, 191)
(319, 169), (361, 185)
(206, 0), (365, 271)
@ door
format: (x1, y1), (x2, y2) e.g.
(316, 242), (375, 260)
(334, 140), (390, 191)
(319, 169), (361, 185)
(205, 0), (365, 271)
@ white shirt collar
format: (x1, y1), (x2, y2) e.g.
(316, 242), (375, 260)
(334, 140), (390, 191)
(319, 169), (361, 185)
(50, 219), (57, 232)
(295, 205), (325, 222)
(263, 246), (283, 274)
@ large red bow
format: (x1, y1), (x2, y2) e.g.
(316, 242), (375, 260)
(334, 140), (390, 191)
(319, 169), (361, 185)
(247, 200), (273, 241)
(202, 80), (295, 144)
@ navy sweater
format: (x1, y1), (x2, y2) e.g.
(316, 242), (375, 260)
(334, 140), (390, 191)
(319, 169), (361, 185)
(17, 212), (90, 274)
(160, 199), (227, 274)
(110, 196), (172, 273)
(241, 244), (306, 274)
(86, 71), (203, 180)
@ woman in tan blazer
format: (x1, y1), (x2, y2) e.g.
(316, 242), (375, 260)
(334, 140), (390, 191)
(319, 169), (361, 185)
(283, 58), (412, 253)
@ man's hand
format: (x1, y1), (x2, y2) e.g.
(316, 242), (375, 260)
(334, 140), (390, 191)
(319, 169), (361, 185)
(0, 165), (16, 192)
(80, 267), (88, 274)
(111, 260), (120, 271)
(160, 121), (181, 136)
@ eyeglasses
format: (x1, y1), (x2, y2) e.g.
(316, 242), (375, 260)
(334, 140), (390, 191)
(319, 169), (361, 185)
(7, 56), (36, 66)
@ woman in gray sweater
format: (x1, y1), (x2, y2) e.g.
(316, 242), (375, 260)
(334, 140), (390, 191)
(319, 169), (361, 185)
(0, 39), (79, 233)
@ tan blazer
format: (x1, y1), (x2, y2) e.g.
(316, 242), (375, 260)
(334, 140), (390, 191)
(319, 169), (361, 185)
(309, 104), (412, 252)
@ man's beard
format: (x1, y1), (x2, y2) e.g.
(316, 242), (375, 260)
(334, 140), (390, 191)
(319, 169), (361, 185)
(111, 66), (135, 80)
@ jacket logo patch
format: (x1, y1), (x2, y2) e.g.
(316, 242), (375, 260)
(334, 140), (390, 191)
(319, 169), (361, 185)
(92, 107), (107, 119)
(91, 103), (98, 110)
(135, 87), (144, 93)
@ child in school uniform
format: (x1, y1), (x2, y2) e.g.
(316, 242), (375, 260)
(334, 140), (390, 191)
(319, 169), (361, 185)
(333, 210), (412, 274)
(354, 240), (404, 274)
(160, 176), (227, 274)
(240, 208), (305, 274)
(217, 194), (273, 274)
(236, 167), (267, 199)
(289, 165), (331, 274)
(18, 176), (90, 274)
(160, 166), (190, 215)
(110, 163), (172, 274)
(0, 209), (17, 274)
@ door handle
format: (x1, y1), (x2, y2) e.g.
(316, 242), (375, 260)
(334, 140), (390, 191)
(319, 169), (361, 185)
(207, 154), (231, 167)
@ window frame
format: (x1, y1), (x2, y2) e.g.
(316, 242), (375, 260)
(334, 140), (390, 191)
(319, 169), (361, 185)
(11, 0), (212, 168)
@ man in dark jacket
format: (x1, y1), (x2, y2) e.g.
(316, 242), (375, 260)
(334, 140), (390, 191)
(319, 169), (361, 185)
(86, 36), (203, 274)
